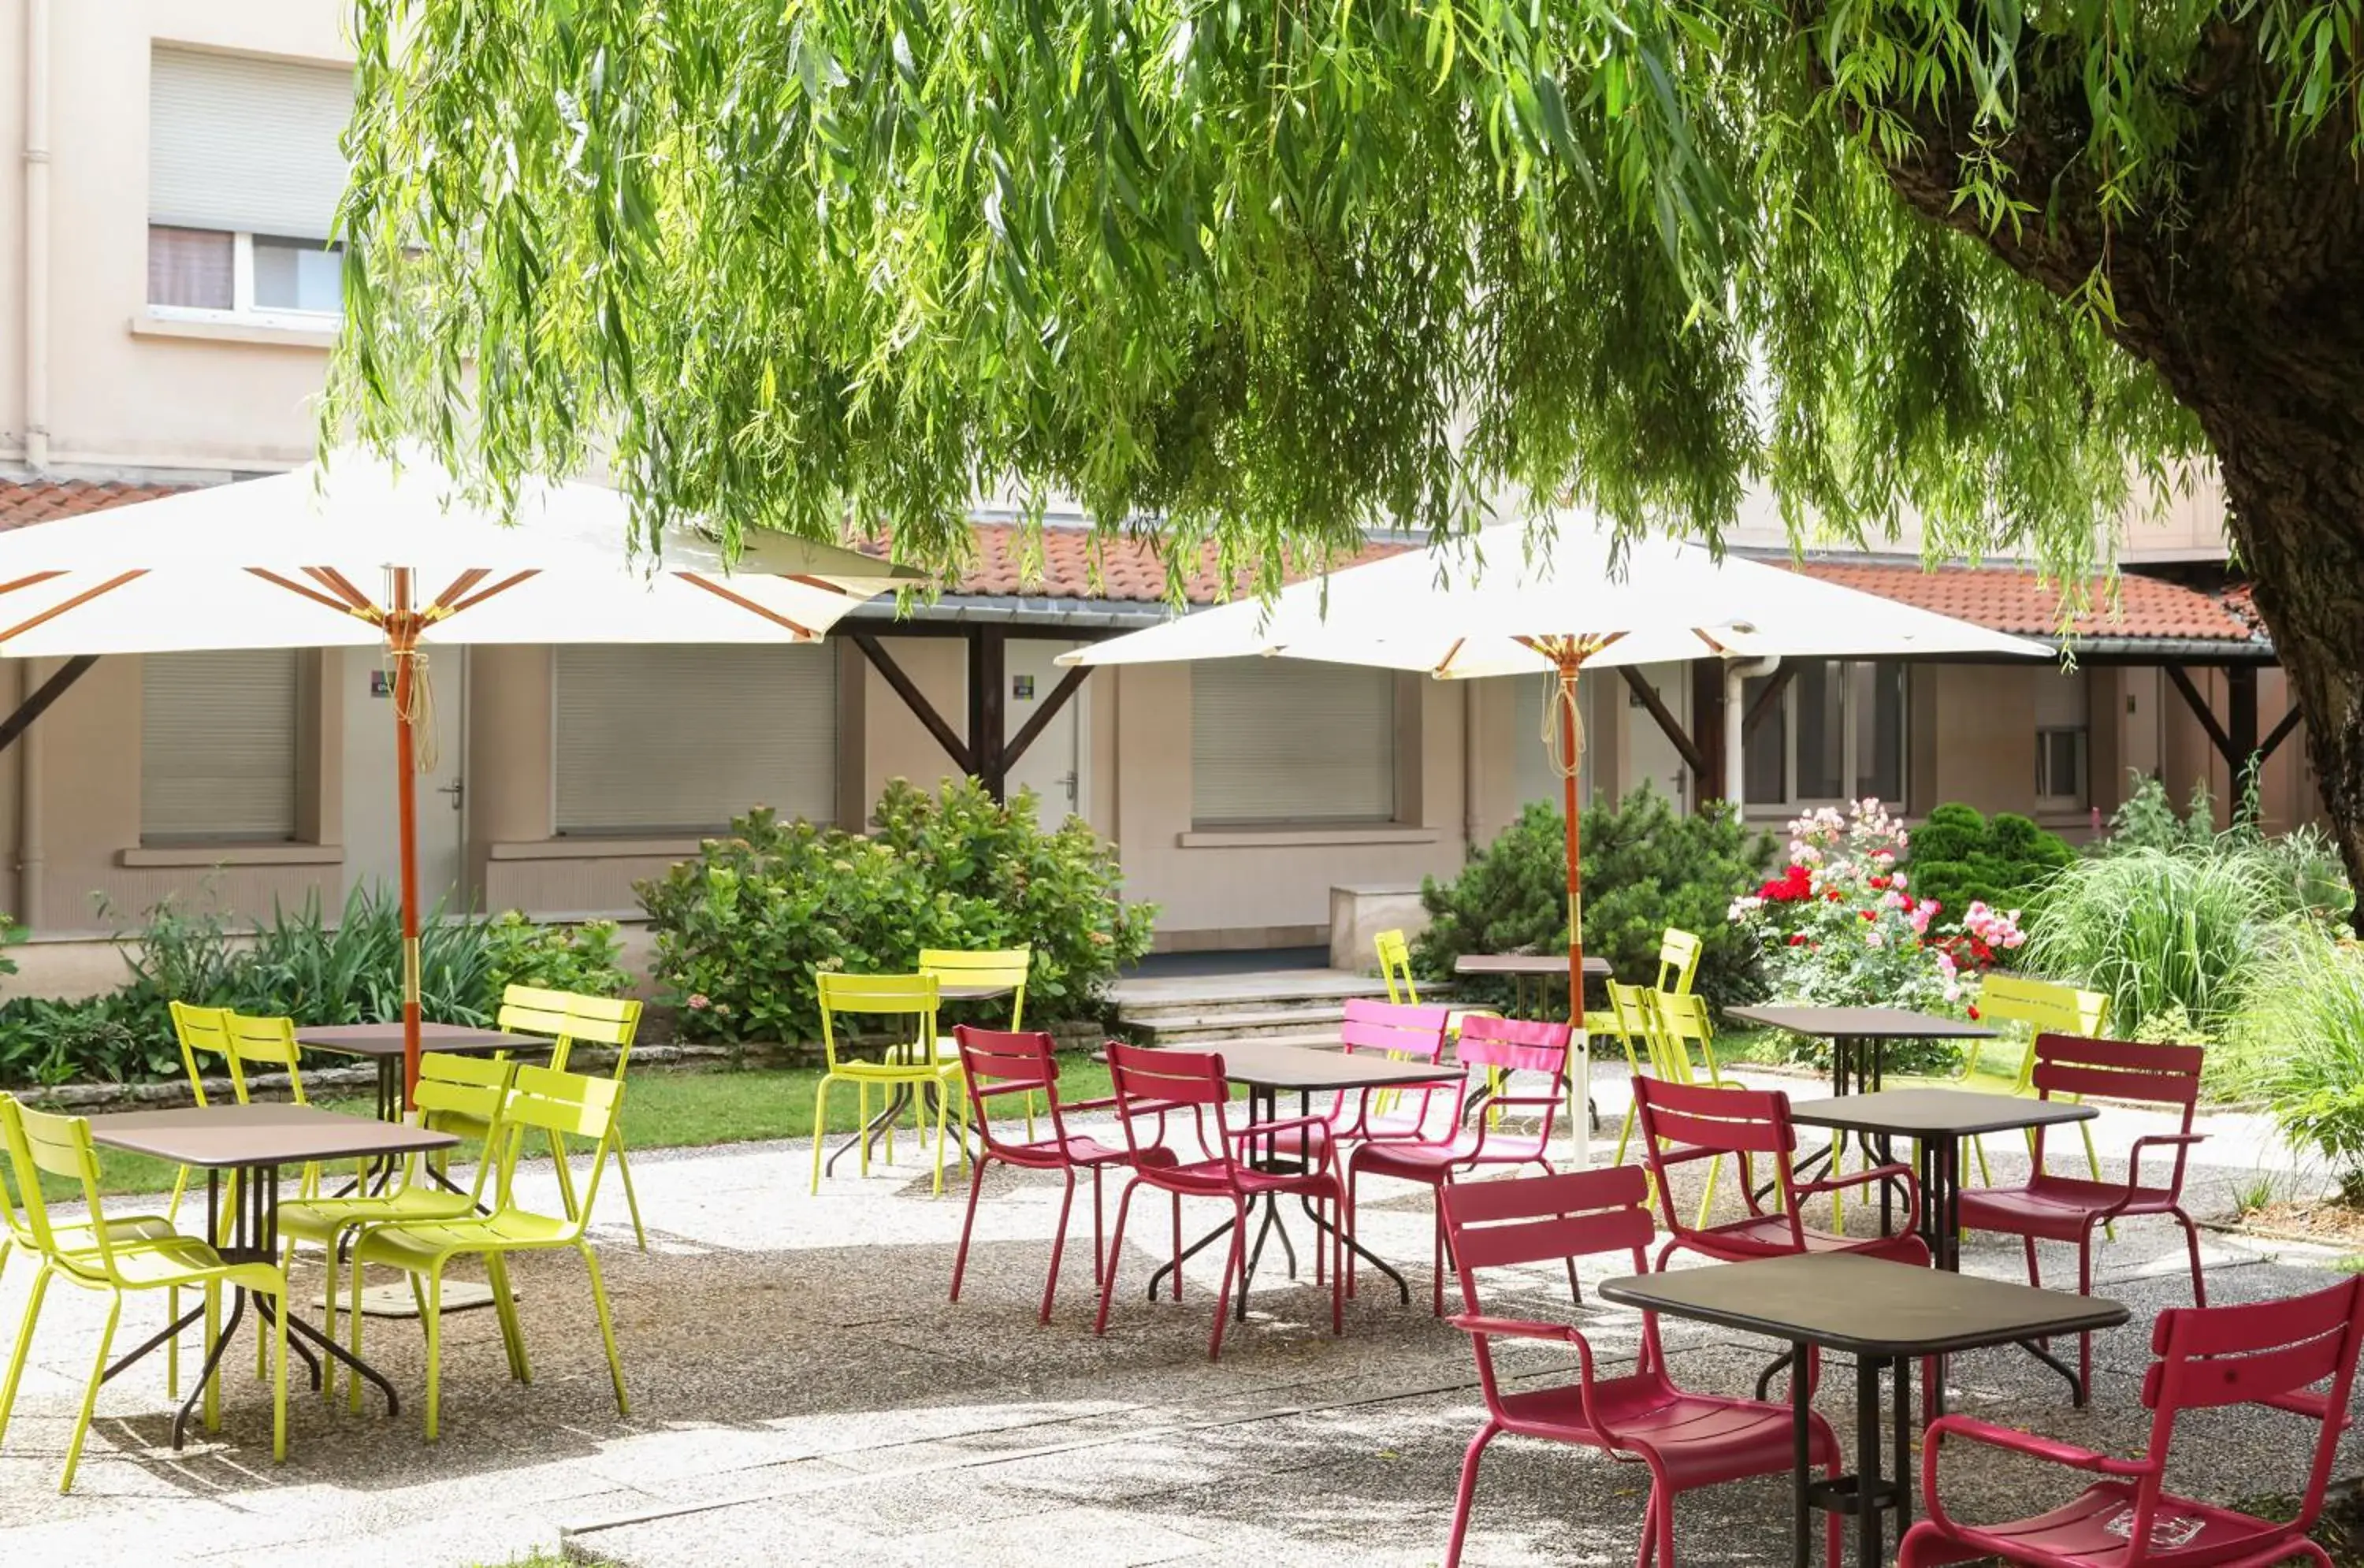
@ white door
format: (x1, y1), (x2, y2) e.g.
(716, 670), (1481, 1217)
(342, 645), (468, 912)
(1002, 639), (1088, 823)
(1622, 661), (1691, 809)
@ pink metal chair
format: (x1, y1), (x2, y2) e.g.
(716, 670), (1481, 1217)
(1438, 1167), (1843, 1568)
(1347, 1013), (1572, 1313)
(947, 1027), (1132, 1325)
(1630, 1075), (1933, 1271)
(1898, 1273), (2364, 1568)
(1957, 1034), (2209, 1399)
(1092, 1043), (1344, 1360)
(1331, 998), (1459, 1144)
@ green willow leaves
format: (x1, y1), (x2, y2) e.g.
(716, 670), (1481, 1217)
(327, 0), (2356, 584)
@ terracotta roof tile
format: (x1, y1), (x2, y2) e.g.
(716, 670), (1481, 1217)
(1779, 557), (2260, 643)
(0, 478), (190, 530)
(948, 522), (1410, 604)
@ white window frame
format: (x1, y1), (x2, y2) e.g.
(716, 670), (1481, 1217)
(1744, 660), (1911, 814)
(147, 226), (343, 333)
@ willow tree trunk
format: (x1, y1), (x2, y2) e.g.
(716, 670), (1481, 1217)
(1866, 39), (2364, 929)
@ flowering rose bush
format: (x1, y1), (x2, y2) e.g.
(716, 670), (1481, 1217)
(1730, 800), (2024, 1072)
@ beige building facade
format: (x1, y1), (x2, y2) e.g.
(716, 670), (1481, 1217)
(0, 2), (2313, 985)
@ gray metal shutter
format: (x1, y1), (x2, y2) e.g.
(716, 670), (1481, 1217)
(1191, 660), (1396, 825)
(141, 650), (300, 842)
(150, 46), (354, 240)
(555, 644), (838, 833)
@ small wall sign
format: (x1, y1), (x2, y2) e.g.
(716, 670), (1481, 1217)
(1012, 674), (1035, 700)
(370, 670), (393, 698)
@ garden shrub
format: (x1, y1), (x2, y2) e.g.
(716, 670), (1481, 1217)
(638, 777), (1157, 1046)
(1411, 783), (1776, 1009)
(2233, 934), (2364, 1204)
(1902, 802), (2074, 922)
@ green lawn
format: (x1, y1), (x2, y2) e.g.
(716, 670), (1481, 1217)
(34, 1057), (1124, 1202)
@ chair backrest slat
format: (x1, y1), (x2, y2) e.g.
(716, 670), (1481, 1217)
(1106, 1042), (1227, 1107)
(1440, 1166), (1654, 1271)
(920, 947), (1031, 1031)
(1339, 998), (1450, 1061)
(1979, 973), (2111, 1036)
(1656, 927), (1703, 994)
(817, 972), (940, 1015)
(497, 985), (578, 1039)
(2031, 1033), (2202, 1109)
(1373, 928), (1418, 1005)
(169, 1001), (236, 1108)
(1455, 1013), (1572, 1079)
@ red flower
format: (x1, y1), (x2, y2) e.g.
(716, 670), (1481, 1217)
(1868, 875), (1889, 890)
(1860, 909), (1875, 922)
(1759, 864), (1816, 903)
(1966, 1005), (1981, 1020)
(1827, 890), (1842, 902)
(1786, 933), (1807, 946)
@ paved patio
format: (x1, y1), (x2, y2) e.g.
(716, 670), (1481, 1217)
(0, 1065), (2353, 1567)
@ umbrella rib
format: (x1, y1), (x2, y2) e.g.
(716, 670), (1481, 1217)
(678, 573), (818, 639)
(439, 570), (538, 616)
(0, 569), (146, 645)
(786, 574), (859, 598)
(250, 569), (377, 619)
(0, 570), (66, 597)
(306, 567), (380, 613)
(431, 570), (492, 611)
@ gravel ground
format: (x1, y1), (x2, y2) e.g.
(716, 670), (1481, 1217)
(0, 1063), (2353, 1567)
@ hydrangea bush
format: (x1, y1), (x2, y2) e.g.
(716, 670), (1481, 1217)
(1729, 800), (2024, 1072)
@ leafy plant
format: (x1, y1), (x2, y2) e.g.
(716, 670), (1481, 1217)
(638, 777), (1157, 1046)
(1411, 784), (1776, 1010)
(482, 912), (630, 999)
(2235, 934), (2364, 1206)
(1905, 803), (2074, 922)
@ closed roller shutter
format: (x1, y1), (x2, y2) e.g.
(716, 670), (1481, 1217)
(1191, 660), (1396, 826)
(556, 645), (838, 834)
(150, 46), (354, 240)
(141, 650), (300, 842)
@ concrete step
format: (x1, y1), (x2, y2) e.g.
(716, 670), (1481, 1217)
(1123, 1005), (1352, 1042)
(1123, 1029), (1344, 1053)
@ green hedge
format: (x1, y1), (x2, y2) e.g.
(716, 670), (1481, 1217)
(1903, 803), (2073, 920)
(638, 777), (1157, 1046)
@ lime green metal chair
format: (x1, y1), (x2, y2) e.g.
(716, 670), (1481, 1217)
(345, 1065), (628, 1442)
(1656, 927), (1704, 994)
(920, 947), (1034, 1132)
(543, 993), (646, 1250)
(278, 1053), (520, 1403)
(1957, 972), (2114, 1198)
(165, 1001), (240, 1230)
(1641, 990), (1747, 1229)
(1376, 929), (1418, 1004)
(0, 1094), (291, 1489)
(809, 972), (961, 1197)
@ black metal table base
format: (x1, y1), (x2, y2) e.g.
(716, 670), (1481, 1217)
(1788, 1343), (1914, 1568)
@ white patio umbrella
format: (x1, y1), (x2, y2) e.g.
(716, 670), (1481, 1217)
(1063, 516), (2049, 1058)
(0, 449), (921, 1098)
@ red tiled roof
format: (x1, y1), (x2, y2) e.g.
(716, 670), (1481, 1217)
(0, 478), (188, 530)
(1782, 557), (2260, 643)
(949, 522), (1411, 604)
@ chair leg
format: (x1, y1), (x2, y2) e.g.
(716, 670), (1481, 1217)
(950, 1156), (990, 1304)
(612, 1135), (647, 1251)
(0, 1265), (53, 1444)
(930, 1074), (952, 1198)
(348, 1272), (369, 1414)
(269, 1281), (288, 1463)
(487, 1253), (530, 1384)
(166, 1283), (180, 1401)
(1440, 1423), (1500, 1568)
(1209, 1202), (1247, 1361)
(1170, 1191), (1183, 1300)
(1043, 1169), (1076, 1325)
(582, 1243), (629, 1417)
(58, 1291), (123, 1492)
(1694, 1154), (1723, 1233)
(1432, 1195), (1447, 1317)
(1824, 1453), (1845, 1568)
(1091, 1165), (1106, 1287)
(2080, 1120), (2116, 1239)
(549, 1125), (581, 1221)
(1344, 1164), (1360, 1301)
(1094, 1180), (1139, 1337)
(808, 1076), (834, 1195)
(203, 1280), (222, 1431)
(2176, 1208), (2208, 1307)
(2076, 1233), (2095, 1406)
(422, 1268), (446, 1442)
(1613, 1102), (1637, 1167)
(317, 1240), (340, 1404)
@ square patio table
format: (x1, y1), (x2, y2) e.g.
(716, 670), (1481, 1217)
(1601, 1252), (2128, 1568)
(89, 1102), (458, 1447)
(1129, 1041), (1466, 1317)
(1789, 1087), (2102, 1402)
(294, 1021), (558, 1123)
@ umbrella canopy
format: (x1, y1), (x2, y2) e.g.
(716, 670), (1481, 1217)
(1065, 515), (2051, 1150)
(0, 449), (924, 1098)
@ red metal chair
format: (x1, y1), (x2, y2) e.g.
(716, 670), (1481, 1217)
(1631, 1074), (1932, 1269)
(1957, 1034), (2209, 1398)
(1091, 1043), (1344, 1360)
(947, 1026), (1131, 1325)
(1898, 1273), (2364, 1568)
(1437, 1167), (1843, 1568)
(1347, 1013), (1573, 1313)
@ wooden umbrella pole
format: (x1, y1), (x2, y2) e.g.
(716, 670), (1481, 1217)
(391, 567), (424, 1109)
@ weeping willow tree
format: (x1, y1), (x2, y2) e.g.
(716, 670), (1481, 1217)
(329, 0), (2364, 914)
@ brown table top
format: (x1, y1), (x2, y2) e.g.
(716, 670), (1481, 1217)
(1132, 1040), (1462, 1093)
(1454, 953), (1613, 979)
(292, 1022), (556, 1060)
(1788, 1087), (2098, 1139)
(1600, 1253), (2128, 1358)
(90, 1102), (461, 1169)
(1725, 1004), (1994, 1041)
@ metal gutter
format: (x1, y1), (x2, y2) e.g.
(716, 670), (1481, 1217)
(842, 594), (1178, 631)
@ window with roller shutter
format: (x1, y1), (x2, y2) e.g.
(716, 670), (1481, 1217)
(555, 645), (839, 834)
(140, 651), (300, 843)
(1191, 660), (1397, 827)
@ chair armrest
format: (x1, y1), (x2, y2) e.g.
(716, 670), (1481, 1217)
(1448, 1313), (1578, 1344)
(2121, 1132), (2206, 1199)
(1234, 1113), (1341, 1168)
(1797, 1163), (1920, 1235)
(1060, 1095), (1122, 1114)
(1461, 1091), (1561, 1157)
(1920, 1415), (2151, 1535)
